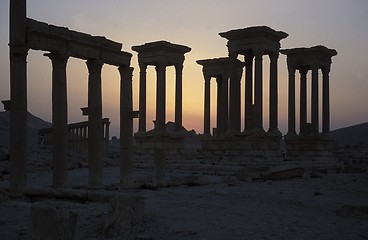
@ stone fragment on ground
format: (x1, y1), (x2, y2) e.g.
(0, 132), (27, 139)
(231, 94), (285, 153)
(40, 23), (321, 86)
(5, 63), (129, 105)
(261, 165), (304, 180)
(103, 195), (145, 237)
(28, 201), (78, 240)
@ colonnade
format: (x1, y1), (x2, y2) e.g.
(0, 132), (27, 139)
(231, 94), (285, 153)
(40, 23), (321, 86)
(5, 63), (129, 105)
(281, 46), (337, 135)
(8, 0), (133, 194)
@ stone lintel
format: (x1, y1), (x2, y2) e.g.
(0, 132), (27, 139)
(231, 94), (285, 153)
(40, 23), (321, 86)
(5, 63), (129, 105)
(219, 26), (288, 55)
(197, 57), (243, 78)
(280, 45), (338, 70)
(26, 18), (130, 66)
(132, 40), (191, 66)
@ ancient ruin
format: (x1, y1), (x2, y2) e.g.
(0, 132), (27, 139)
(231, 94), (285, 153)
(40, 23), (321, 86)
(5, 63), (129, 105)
(281, 46), (338, 164)
(8, 0), (133, 193)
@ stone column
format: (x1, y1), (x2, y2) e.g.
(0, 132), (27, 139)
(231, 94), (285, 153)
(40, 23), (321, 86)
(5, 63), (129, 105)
(155, 63), (166, 132)
(222, 76), (229, 132)
(105, 120), (110, 146)
(228, 52), (241, 131)
(86, 59), (103, 188)
(245, 53), (254, 130)
(311, 66), (319, 133)
(203, 73), (211, 135)
(9, 46), (28, 195)
(46, 52), (69, 188)
(269, 53), (279, 132)
(216, 76), (223, 135)
(175, 63), (183, 131)
(9, 0), (28, 195)
(254, 50), (263, 130)
(299, 68), (308, 134)
(138, 63), (147, 132)
(119, 66), (134, 185)
(287, 65), (296, 134)
(322, 66), (330, 133)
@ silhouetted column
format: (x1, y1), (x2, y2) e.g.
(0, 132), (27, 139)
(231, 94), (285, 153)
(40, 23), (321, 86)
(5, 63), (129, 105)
(138, 63), (147, 132)
(228, 52), (241, 131)
(175, 63), (183, 131)
(9, 0), (28, 195)
(46, 52), (69, 188)
(119, 66), (134, 184)
(105, 121), (110, 145)
(299, 68), (308, 134)
(245, 53), (254, 130)
(322, 66), (330, 133)
(269, 53), (278, 132)
(203, 73), (211, 135)
(216, 76), (223, 135)
(222, 76), (229, 132)
(287, 65), (296, 134)
(311, 66), (319, 133)
(86, 59), (103, 188)
(254, 50), (263, 130)
(156, 63), (166, 132)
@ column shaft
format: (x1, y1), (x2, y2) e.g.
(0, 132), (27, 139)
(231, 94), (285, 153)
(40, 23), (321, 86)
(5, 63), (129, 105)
(322, 66), (330, 133)
(87, 59), (103, 188)
(203, 74), (211, 135)
(47, 52), (69, 188)
(245, 54), (254, 130)
(228, 53), (241, 131)
(222, 76), (229, 132)
(119, 66), (134, 183)
(138, 63), (147, 132)
(175, 64), (183, 131)
(9, 47), (28, 195)
(156, 64), (166, 132)
(216, 76), (223, 135)
(299, 69), (308, 134)
(269, 53), (279, 132)
(311, 67), (319, 133)
(254, 52), (263, 130)
(287, 66), (296, 134)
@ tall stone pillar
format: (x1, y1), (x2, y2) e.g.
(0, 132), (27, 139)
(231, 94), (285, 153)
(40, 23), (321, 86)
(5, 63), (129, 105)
(138, 63), (147, 132)
(155, 64), (166, 132)
(119, 66), (134, 184)
(46, 52), (69, 188)
(245, 53), (254, 130)
(228, 52), (241, 131)
(322, 66), (330, 133)
(254, 51), (263, 130)
(175, 63), (183, 131)
(222, 76), (229, 132)
(203, 73), (211, 135)
(287, 65), (296, 134)
(216, 76), (223, 135)
(311, 66), (319, 133)
(299, 68), (308, 134)
(86, 59), (103, 188)
(269, 53), (279, 132)
(9, 0), (28, 195)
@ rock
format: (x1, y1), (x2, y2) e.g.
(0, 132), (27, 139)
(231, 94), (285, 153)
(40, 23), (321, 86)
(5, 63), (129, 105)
(335, 205), (368, 219)
(103, 196), (145, 237)
(261, 165), (304, 180)
(28, 201), (78, 240)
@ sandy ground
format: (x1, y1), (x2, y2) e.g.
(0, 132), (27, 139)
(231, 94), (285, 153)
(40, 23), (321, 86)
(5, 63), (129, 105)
(0, 165), (367, 240)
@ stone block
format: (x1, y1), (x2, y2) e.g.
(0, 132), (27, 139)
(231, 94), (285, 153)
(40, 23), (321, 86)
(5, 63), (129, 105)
(70, 30), (92, 42)
(28, 202), (78, 240)
(103, 196), (144, 237)
(27, 18), (49, 33)
(49, 25), (70, 39)
(261, 165), (304, 180)
(105, 39), (123, 50)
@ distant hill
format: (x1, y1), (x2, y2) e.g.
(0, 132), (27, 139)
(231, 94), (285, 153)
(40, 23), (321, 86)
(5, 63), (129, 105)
(0, 111), (51, 148)
(331, 122), (368, 148)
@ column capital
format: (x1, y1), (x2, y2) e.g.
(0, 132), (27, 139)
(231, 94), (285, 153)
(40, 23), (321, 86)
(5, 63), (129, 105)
(155, 62), (167, 70)
(287, 65), (296, 75)
(216, 75), (223, 85)
(175, 63), (184, 72)
(139, 62), (147, 71)
(253, 48), (264, 57)
(269, 52), (279, 62)
(299, 67), (308, 76)
(9, 44), (28, 61)
(86, 59), (103, 74)
(45, 52), (69, 69)
(118, 66), (134, 76)
(322, 65), (331, 75)
(229, 51), (238, 59)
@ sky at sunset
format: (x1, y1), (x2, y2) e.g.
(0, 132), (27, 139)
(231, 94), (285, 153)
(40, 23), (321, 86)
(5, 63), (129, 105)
(0, 0), (368, 138)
